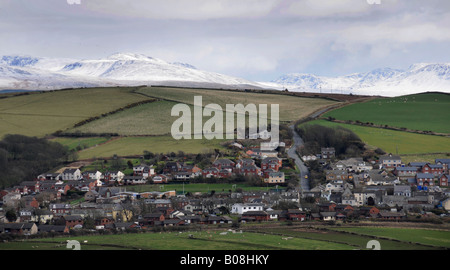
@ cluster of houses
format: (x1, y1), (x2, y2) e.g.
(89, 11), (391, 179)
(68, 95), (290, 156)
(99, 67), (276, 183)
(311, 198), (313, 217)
(1, 140), (449, 236)
(0, 144), (290, 235)
(308, 152), (450, 214)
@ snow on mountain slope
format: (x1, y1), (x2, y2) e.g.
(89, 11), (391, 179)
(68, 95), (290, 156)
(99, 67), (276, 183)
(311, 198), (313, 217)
(0, 53), (264, 90)
(270, 63), (450, 97)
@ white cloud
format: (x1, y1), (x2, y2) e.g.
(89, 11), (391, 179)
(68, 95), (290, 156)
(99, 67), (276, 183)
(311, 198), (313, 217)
(84, 0), (281, 20)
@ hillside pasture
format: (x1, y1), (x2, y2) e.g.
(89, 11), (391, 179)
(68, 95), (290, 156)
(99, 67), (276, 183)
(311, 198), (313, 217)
(0, 87), (149, 138)
(302, 120), (450, 155)
(75, 135), (227, 160)
(322, 92), (450, 134)
(137, 86), (339, 122)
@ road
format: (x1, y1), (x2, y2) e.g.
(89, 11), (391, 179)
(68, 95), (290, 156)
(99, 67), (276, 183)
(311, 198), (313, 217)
(287, 124), (310, 191)
(286, 105), (340, 192)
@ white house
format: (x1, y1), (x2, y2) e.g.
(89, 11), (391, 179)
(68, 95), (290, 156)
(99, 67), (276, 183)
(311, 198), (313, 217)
(231, 203), (264, 215)
(61, 168), (81, 181)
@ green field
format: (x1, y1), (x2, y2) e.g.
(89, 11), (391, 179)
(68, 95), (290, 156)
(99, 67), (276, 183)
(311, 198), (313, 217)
(75, 135), (227, 160)
(0, 230), (357, 250)
(323, 92), (450, 134)
(302, 119), (450, 155)
(331, 227), (450, 248)
(137, 86), (338, 122)
(125, 183), (285, 194)
(1, 225), (448, 250)
(0, 87), (149, 138)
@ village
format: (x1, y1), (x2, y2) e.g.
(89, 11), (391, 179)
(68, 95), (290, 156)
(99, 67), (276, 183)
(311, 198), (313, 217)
(1, 137), (450, 236)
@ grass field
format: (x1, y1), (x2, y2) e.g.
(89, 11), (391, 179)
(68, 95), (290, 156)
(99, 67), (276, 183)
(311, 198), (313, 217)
(0, 230), (354, 250)
(302, 119), (450, 155)
(125, 183), (285, 194)
(0, 87), (149, 138)
(1, 224), (448, 250)
(322, 92), (450, 134)
(50, 136), (110, 151)
(331, 227), (450, 248)
(137, 86), (338, 122)
(75, 135), (227, 160)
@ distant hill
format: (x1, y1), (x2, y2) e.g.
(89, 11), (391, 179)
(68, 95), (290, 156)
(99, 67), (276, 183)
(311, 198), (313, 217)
(269, 63), (450, 97)
(0, 53), (267, 91)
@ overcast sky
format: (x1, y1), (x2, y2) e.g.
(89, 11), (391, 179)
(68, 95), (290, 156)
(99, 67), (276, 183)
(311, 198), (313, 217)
(1, 0), (449, 81)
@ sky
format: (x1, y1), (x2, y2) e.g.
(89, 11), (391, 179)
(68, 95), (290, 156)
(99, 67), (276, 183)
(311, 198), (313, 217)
(1, 0), (450, 82)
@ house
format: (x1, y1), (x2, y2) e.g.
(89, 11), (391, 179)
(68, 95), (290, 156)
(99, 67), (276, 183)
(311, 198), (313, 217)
(133, 164), (155, 179)
(38, 225), (69, 234)
(394, 166), (418, 179)
(416, 173), (435, 186)
(0, 222), (38, 235)
(421, 164), (444, 176)
(122, 176), (147, 185)
(240, 164), (261, 177)
(61, 168), (81, 181)
(264, 172), (285, 184)
(380, 154), (402, 169)
(286, 209), (306, 221)
(378, 211), (406, 220)
(334, 157), (372, 172)
(241, 211), (269, 222)
(438, 174), (449, 187)
(231, 203), (264, 215)
(163, 162), (182, 174)
(213, 158), (235, 170)
(84, 190), (99, 201)
(103, 171), (125, 184)
(152, 174), (169, 184)
(435, 159), (450, 173)
(261, 157), (282, 172)
(321, 147), (335, 159)
(320, 212), (336, 221)
(393, 185), (412, 197)
(82, 170), (102, 181)
(49, 203), (71, 217)
(202, 167), (220, 178)
(61, 215), (84, 229)
(326, 170), (349, 181)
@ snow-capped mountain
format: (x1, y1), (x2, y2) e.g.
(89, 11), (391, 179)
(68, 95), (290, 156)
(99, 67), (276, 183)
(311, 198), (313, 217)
(1, 53), (449, 97)
(0, 53), (264, 91)
(268, 64), (450, 97)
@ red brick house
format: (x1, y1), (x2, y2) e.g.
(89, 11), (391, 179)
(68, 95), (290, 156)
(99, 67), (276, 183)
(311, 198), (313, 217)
(62, 215), (84, 229)
(286, 209), (306, 221)
(261, 157), (282, 172)
(438, 174), (449, 187)
(422, 164), (444, 176)
(202, 167), (220, 178)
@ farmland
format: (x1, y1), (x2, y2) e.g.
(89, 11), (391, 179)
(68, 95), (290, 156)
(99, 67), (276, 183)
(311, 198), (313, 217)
(136, 86), (338, 122)
(0, 87), (150, 138)
(322, 92), (450, 134)
(300, 119), (450, 155)
(1, 223), (448, 250)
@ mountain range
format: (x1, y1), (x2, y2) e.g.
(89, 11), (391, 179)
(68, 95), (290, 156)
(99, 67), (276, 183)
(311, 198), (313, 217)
(1, 53), (449, 97)
(269, 63), (450, 97)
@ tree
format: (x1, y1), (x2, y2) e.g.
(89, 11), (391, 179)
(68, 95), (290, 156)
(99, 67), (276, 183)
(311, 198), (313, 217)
(5, 209), (17, 222)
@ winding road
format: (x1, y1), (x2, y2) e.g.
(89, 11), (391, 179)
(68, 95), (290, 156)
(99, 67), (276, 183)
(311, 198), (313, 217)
(287, 105), (341, 192)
